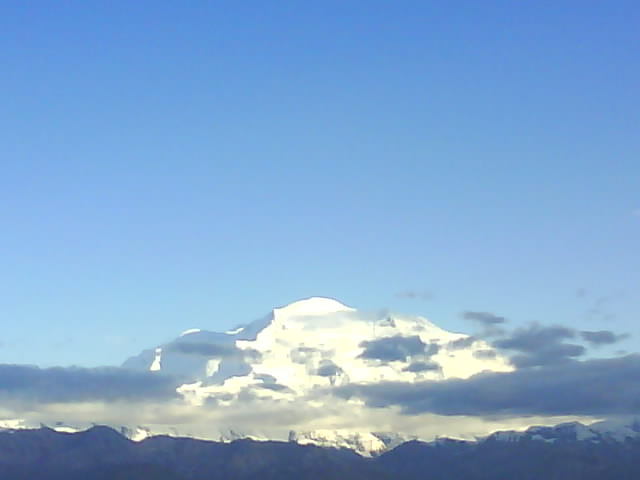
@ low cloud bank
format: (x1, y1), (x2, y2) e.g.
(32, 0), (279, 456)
(335, 354), (640, 417)
(0, 365), (178, 404)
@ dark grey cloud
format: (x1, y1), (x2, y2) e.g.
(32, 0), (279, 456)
(425, 343), (440, 356)
(495, 324), (575, 351)
(473, 349), (497, 360)
(458, 313), (623, 367)
(335, 355), (640, 417)
(359, 335), (434, 362)
(461, 312), (507, 338)
(397, 290), (433, 301)
(462, 311), (507, 325)
(509, 344), (585, 368)
(447, 337), (476, 350)
(316, 360), (342, 377)
(581, 330), (630, 346)
(0, 364), (178, 404)
(403, 361), (440, 373)
(290, 346), (319, 364)
(493, 324), (584, 367)
(167, 342), (237, 357)
(167, 343), (262, 364)
(258, 383), (291, 392)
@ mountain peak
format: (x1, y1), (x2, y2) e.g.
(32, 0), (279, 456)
(273, 297), (355, 318)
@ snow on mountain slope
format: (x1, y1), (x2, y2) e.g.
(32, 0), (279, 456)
(5, 418), (639, 459)
(123, 297), (512, 408)
(291, 430), (387, 455)
(118, 297), (514, 454)
(484, 418), (640, 444)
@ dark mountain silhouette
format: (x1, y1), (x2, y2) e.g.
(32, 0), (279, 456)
(1, 425), (640, 479)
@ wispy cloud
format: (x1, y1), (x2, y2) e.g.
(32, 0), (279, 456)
(461, 311), (508, 338)
(580, 330), (630, 346)
(462, 311), (507, 326)
(397, 290), (433, 301)
(166, 342), (238, 357)
(576, 290), (618, 323)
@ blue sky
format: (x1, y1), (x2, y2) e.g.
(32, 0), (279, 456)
(1, 1), (638, 367)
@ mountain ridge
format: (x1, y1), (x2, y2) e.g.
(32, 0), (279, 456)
(2, 424), (640, 479)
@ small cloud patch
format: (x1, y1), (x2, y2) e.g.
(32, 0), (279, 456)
(581, 330), (629, 346)
(359, 335), (429, 362)
(316, 360), (342, 377)
(403, 361), (441, 373)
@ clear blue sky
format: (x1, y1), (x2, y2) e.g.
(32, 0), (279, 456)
(1, 1), (638, 367)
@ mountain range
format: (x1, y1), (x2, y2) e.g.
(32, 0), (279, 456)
(1, 423), (640, 479)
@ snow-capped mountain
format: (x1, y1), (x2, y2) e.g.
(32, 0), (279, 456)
(4, 297), (635, 456)
(485, 418), (640, 444)
(117, 297), (511, 454)
(123, 297), (511, 403)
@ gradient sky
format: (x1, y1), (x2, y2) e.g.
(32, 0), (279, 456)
(1, 1), (638, 367)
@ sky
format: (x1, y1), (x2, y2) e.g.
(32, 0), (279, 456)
(1, 1), (639, 370)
